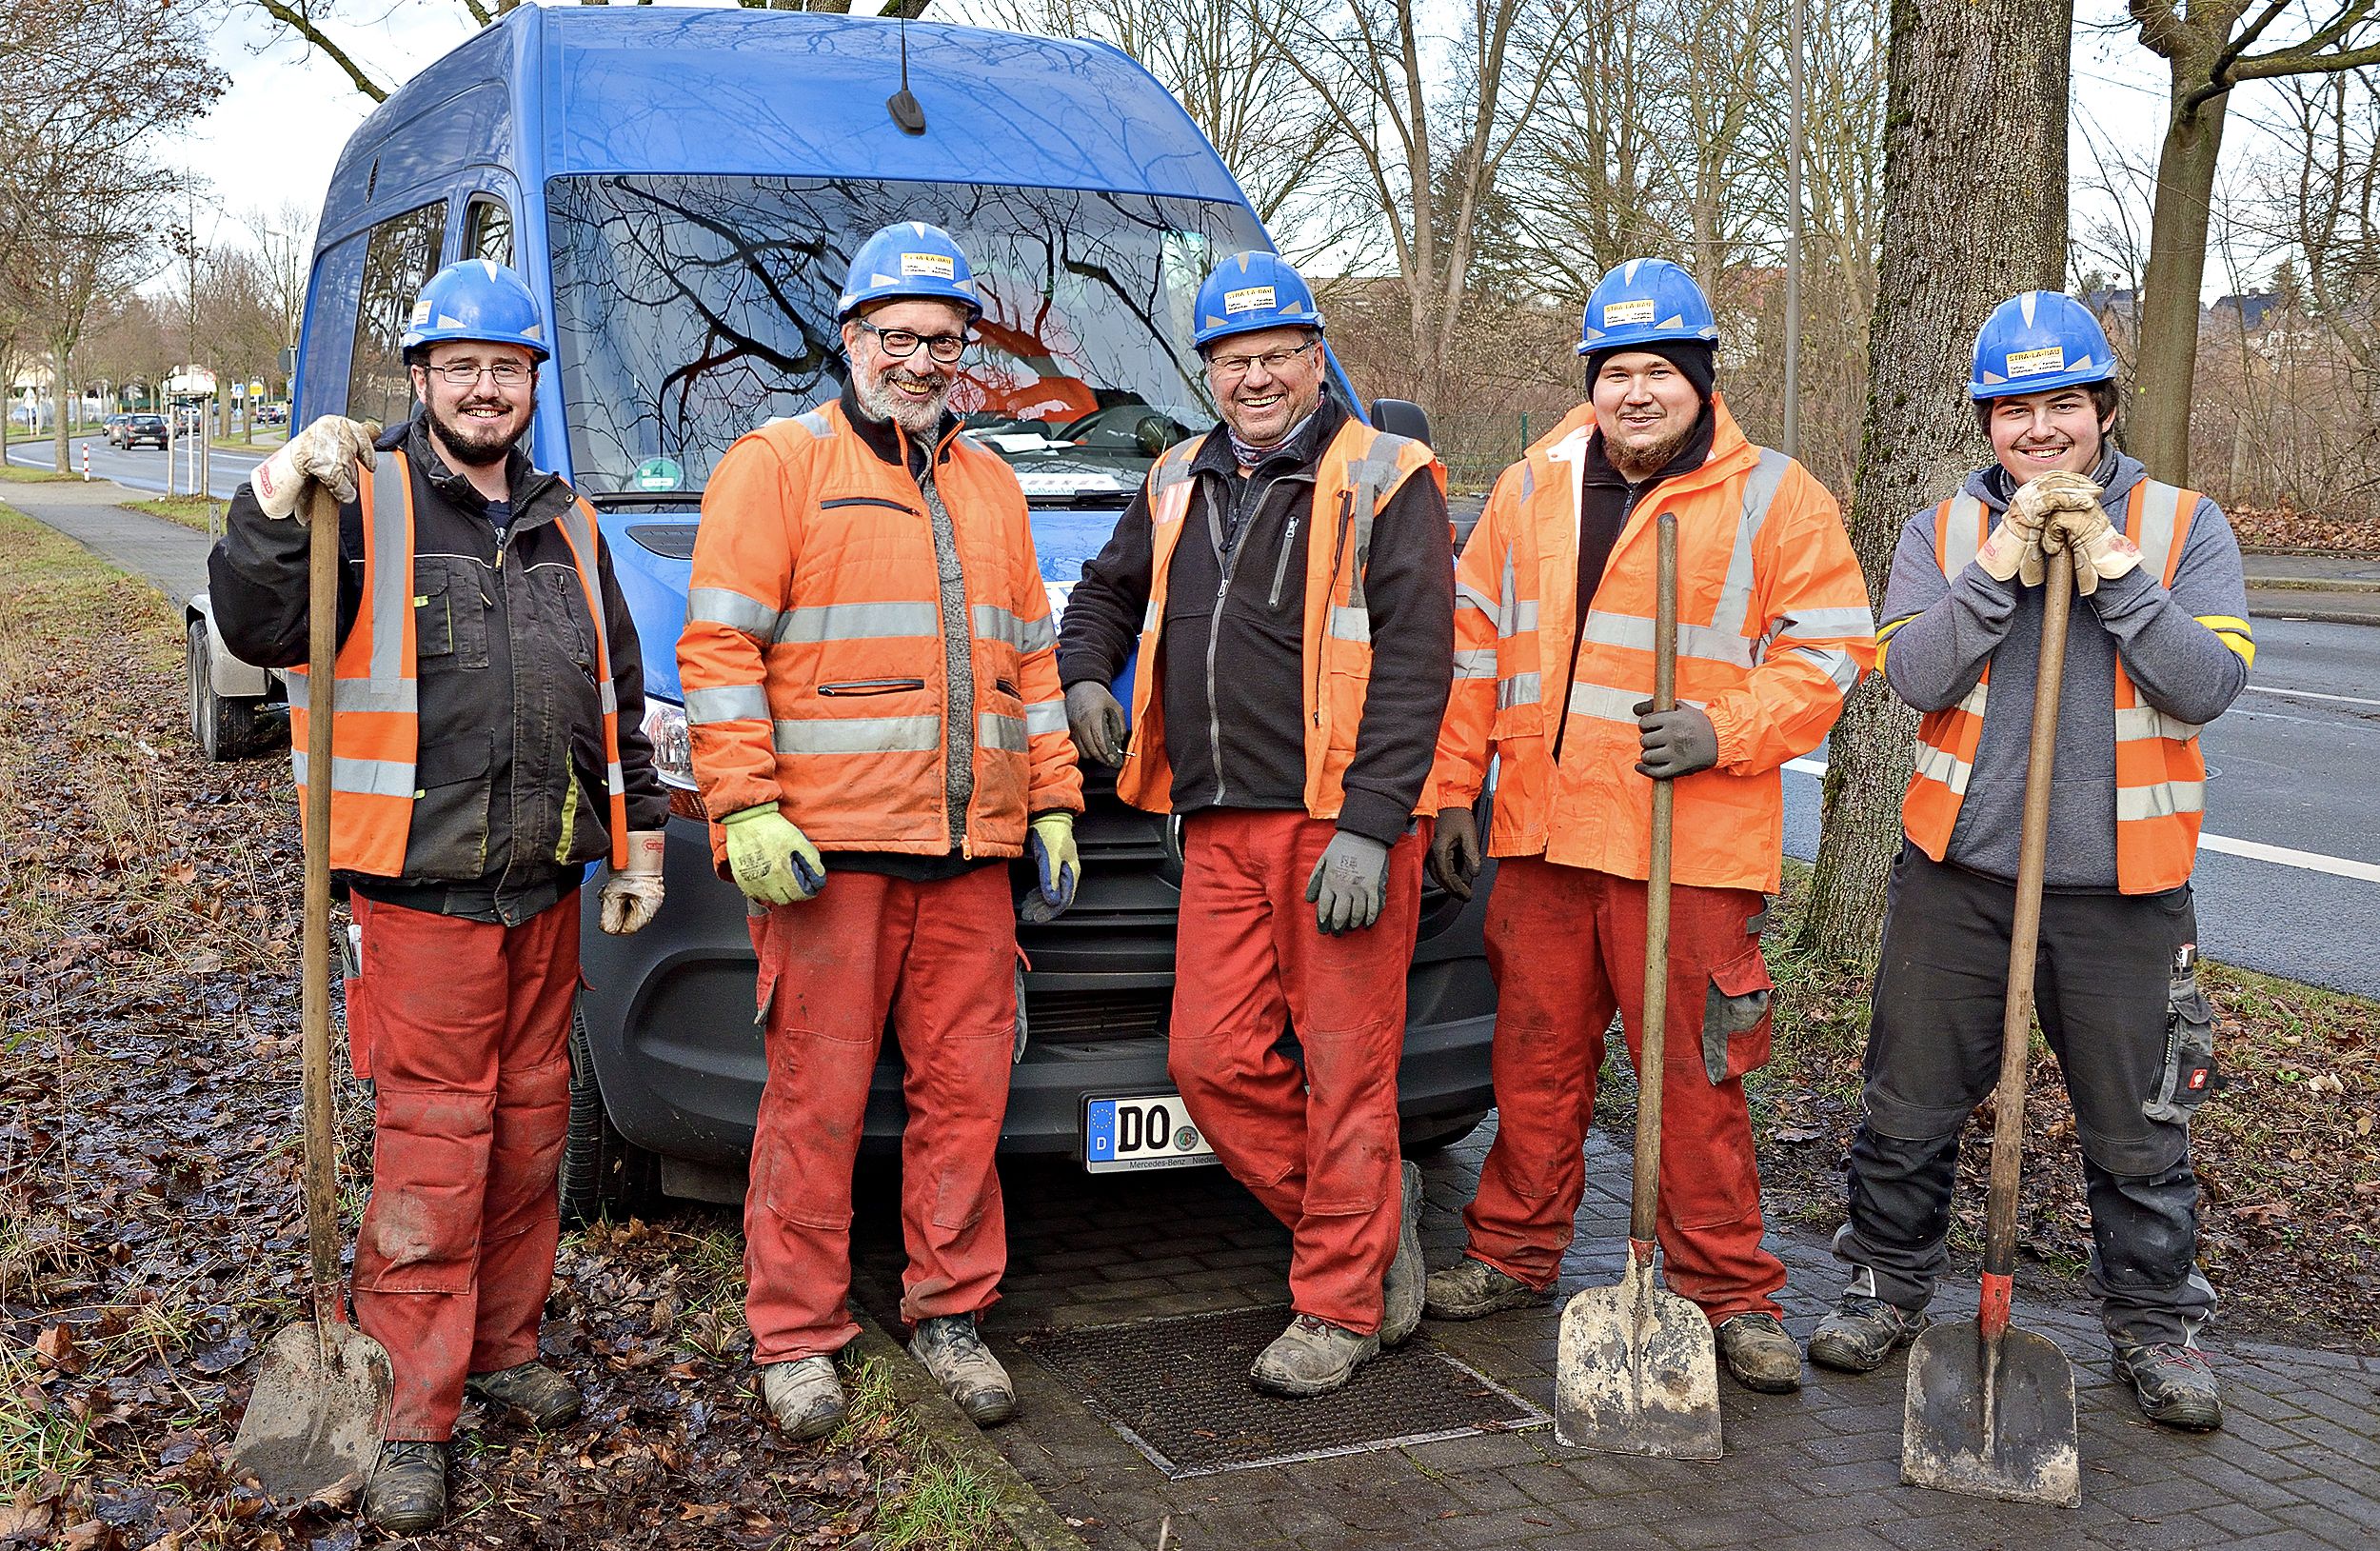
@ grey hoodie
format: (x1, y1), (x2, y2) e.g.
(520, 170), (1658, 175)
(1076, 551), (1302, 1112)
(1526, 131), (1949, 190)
(1876, 450), (2249, 890)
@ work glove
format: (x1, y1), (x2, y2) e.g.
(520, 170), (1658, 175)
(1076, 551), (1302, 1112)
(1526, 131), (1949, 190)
(2040, 501), (2143, 596)
(1974, 504), (2048, 587)
(721, 805), (825, 905)
(598, 830), (667, 935)
(1426, 806), (1482, 902)
(251, 415), (379, 522)
(1305, 830), (1390, 935)
(1064, 680), (1127, 767)
(1020, 811), (1081, 924)
(1634, 700), (1720, 779)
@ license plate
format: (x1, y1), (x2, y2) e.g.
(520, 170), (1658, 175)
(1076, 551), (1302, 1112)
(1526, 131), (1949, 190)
(1082, 1092), (1217, 1174)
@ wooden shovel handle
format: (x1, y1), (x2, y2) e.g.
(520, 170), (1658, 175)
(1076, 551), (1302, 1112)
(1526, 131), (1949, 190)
(1981, 547), (2074, 1293)
(302, 487), (344, 1328)
(1630, 512), (1679, 1250)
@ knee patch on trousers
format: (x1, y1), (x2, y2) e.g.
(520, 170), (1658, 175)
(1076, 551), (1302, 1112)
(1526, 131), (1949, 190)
(357, 1089), (494, 1295)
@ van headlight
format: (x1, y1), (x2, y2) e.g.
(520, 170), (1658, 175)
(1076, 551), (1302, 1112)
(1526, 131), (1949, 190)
(643, 698), (697, 791)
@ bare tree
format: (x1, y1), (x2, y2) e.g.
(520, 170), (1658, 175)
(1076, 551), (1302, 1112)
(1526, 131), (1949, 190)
(14, 166), (167, 466)
(1796, 0), (2073, 966)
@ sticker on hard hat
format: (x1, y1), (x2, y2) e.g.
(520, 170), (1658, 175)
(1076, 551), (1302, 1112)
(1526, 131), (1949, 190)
(2007, 346), (2067, 378)
(410, 299), (434, 326)
(1222, 285), (1278, 314)
(1602, 297), (1658, 327)
(901, 251), (957, 279)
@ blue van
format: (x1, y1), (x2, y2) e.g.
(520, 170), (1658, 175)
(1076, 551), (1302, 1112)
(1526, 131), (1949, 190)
(220, 5), (1497, 1214)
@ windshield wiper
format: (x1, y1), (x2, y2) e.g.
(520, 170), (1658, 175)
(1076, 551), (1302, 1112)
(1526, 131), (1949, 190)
(586, 489), (704, 509)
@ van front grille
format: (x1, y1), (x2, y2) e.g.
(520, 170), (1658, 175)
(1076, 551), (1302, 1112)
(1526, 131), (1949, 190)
(1025, 987), (1170, 1043)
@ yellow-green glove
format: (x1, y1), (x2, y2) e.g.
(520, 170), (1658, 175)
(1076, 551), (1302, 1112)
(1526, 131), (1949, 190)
(722, 805), (824, 905)
(1021, 811), (1080, 924)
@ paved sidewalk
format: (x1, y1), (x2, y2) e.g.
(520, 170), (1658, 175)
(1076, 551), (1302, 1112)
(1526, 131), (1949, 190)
(2, 478), (214, 606)
(856, 1117), (2380, 1551)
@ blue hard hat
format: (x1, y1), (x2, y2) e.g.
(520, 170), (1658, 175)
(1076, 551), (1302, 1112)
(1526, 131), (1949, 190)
(1192, 251), (1324, 349)
(1576, 257), (1719, 357)
(838, 221), (983, 323)
(1970, 291), (2116, 399)
(403, 259), (550, 361)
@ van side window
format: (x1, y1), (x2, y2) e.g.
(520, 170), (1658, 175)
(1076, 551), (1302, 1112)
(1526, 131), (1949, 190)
(465, 197), (512, 266)
(346, 200), (447, 429)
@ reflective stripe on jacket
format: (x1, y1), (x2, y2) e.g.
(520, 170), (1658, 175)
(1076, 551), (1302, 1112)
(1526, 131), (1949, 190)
(286, 451), (629, 877)
(1110, 418), (1445, 820)
(679, 400), (1081, 859)
(1427, 395), (1874, 893)
(1898, 478), (2207, 894)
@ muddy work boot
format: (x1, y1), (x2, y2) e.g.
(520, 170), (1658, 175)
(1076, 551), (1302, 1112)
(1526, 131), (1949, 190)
(1251, 1313), (1380, 1398)
(1380, 1161), (1425, 1348)
(1423, 1256), (1549, 1322)
(761, 1355), (847, 1442)
(1716, 1312), (1803, 1393)
(466, 1360), (583, 1429)
(363, 1439), (447, 1535)
(908, 1314), (1017, 1427)
(2113, 1339), (2224, 1431)
(1807, 1294), (1931, 1373)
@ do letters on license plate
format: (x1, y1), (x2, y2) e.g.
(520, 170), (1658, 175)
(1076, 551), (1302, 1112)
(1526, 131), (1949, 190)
(1082, 1092), (1217, 1174)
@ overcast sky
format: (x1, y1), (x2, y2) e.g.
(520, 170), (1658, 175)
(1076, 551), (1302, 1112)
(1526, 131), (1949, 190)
(163, 0), (2291, 302)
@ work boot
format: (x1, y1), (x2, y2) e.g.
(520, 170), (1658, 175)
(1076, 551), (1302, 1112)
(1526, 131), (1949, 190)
(908, 1315), (1017, 1427)
(363, 1440), (446, 1535)
(1807, 1294), (1931, 1373)
(466, 1360), (583, 1429)
(761, 1355), (847, 1442)
(1422, 1256), (1549, 1322)
(1716, 1312), (1803, 1393)
(2112, 1340), (2224, 1431)
(1380, 1161), (1425, 1348)
(1250, 1314), (1379, 1398)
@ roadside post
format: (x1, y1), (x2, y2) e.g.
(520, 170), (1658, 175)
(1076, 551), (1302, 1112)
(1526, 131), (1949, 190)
(80, 442), (89, 481)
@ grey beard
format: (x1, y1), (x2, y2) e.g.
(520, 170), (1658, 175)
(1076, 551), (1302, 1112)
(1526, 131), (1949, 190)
(856, 367), (948, 437)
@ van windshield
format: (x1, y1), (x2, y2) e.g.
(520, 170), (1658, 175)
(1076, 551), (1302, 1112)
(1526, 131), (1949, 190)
(545, 175), (1270, 502)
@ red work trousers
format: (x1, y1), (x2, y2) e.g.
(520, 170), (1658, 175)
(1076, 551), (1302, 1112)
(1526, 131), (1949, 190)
(743, 865), (1016, 1364)
(1169, 811), (1423, 1336)
(347, 892), (579, 1442)
(1462, 857), (1785, 1322)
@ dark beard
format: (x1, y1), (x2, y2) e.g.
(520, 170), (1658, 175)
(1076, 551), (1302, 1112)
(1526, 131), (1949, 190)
(426, 398), (519, 467)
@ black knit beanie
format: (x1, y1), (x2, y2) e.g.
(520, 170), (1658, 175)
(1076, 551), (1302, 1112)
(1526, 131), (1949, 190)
(1585, 339), (1716, 403)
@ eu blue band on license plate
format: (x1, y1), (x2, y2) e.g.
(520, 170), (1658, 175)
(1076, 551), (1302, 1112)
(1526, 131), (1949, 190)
(1082, 1092), (1217, 1174)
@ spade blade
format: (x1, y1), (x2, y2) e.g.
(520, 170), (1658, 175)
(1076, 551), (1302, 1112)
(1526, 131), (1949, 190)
(229, 1319), (393, 1501)
(1554, 1255), (1722, 1460)
(1902, 1317), (2080, 1508)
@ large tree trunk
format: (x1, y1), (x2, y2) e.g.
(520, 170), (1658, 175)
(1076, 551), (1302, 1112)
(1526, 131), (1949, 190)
(51, 346), (70, 472)
(1795, 0), (2070, 968)
(2128, 80), (2231, 485)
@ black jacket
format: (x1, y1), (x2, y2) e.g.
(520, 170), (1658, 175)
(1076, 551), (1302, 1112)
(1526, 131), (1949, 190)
(208, 417), (668, 924)
(1057, 395), (1455, 845)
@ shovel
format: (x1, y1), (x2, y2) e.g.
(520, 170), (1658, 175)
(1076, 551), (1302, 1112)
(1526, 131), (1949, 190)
(1901, 544), (2082, 1509)
(230, 487), (393, 1500)
(1554, 510), (1723, 1461)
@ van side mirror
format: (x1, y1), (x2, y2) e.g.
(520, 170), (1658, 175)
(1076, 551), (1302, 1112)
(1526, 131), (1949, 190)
(1370, 398), (1431, 444)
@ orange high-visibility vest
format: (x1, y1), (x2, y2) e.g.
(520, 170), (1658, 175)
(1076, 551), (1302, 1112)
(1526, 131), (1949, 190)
(679, 401), (1082, 858)
(1427, 396), (1874, 893)
(1110, 419), (1445, 820)
(286, 450), (629, 877)
(1899, 479), (2207, 894)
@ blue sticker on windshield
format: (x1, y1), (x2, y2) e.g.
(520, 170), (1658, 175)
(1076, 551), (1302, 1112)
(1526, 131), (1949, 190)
(634, 456), (684, 492)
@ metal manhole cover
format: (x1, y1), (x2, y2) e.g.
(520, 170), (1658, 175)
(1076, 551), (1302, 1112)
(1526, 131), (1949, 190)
(1021, 1305), (1548, 1478)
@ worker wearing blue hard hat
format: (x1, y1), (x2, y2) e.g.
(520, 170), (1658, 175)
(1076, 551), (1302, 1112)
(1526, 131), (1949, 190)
(1816, 289), (2251, 1432)
(1059, 249), (1455, 1398)
(682, 220), (1081, 1443)
(207, 257), (671, 1532)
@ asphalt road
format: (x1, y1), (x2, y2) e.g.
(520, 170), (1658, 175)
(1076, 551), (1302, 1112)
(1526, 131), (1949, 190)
(1784, 616), (2380, 997)
(5, 433), (264, 501)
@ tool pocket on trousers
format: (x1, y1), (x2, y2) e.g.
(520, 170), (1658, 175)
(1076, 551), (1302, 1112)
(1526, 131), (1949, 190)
(1701, 941), (1775, 1085)
(2143, 967), (2219, 1127)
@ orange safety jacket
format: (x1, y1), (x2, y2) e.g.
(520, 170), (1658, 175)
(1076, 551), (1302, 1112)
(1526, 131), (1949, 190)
(1427, 396), (1874, 894)
(287, 451), (629, 877)
(1110, 419), (1445, 820)
(679, 400), (1081, 860)
(1897, 479), (2209, 895)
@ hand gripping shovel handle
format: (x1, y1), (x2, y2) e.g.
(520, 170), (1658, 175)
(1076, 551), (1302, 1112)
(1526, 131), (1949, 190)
(1629, 511), (1680, 1260)
(1980, 546), (2075, 1333)
(302, 487), (346, 1333)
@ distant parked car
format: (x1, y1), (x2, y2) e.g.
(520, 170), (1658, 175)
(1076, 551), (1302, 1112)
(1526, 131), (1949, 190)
(257, 404), (288, 427)
(102, 413), (131, 447)
(122, 414), (168, 449)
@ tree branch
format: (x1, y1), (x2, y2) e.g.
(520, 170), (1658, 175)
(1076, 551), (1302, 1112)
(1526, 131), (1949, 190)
(252, 0), (390, 102)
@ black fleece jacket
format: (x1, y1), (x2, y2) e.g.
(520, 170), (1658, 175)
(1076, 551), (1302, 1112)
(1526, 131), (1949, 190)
(1057, 394), (1455, 845)
(207, 416), (667, 924)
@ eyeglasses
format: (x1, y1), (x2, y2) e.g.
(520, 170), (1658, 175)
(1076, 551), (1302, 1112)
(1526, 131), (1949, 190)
(426, 360), (533, 387)
(854, 320), (971, 364)
(1204, 339), (1320, 382)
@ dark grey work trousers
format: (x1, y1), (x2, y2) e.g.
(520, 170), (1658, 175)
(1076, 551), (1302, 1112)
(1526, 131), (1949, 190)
(1833, 845), (2217, 1345)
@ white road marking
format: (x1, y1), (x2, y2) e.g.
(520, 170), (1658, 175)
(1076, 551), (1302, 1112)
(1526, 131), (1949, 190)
(2241, 684), (2380, 710)
(1780, 755), (2380, 884)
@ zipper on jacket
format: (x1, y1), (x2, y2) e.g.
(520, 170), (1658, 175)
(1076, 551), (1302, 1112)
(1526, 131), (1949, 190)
(1313, 490), (1355, 729)
(818, 677), (927, 696)
(1550, 481), (1652, 767)
(820, 496), (922, 517)
(1200, 466), (1309, 806)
